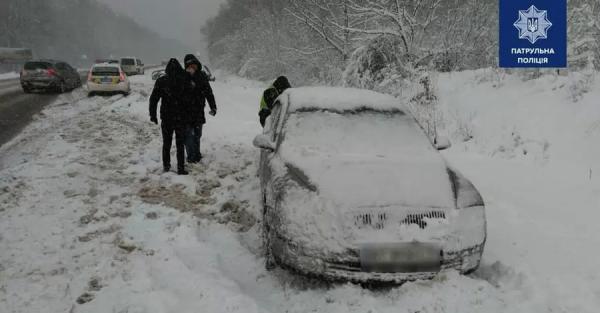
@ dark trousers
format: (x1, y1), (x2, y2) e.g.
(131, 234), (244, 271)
(161, 122), (186, 171)
(185, 125), (203, 162)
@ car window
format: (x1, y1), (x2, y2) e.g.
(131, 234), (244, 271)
(121, 58), (135, 66)
(92, 66), (120, 76)
(282, 110), (434, 155)
(24, 62), (50, 70)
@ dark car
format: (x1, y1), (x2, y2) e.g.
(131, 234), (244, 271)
(20, 60), (81, 93)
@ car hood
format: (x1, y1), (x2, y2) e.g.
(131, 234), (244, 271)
(280, 150), (455, 209)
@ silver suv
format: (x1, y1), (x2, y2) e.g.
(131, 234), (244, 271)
(20, 60), (81, 93)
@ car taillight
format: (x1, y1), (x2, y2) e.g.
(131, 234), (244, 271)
(119, 72), (126, 82)
(87, 71), (92, 81)
(47, 68), (57, 77)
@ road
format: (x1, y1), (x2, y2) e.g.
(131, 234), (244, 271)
(0, 78), (60, 146)
(0, 66), (159, 147)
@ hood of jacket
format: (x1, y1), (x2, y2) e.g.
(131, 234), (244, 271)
(165, 58), (184, 78)
(184, 54), (202, 69)
(273, 76), (291, 93)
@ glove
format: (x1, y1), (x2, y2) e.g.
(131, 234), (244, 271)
(209, 110), (217, 116)
(150, 116), (158, 124)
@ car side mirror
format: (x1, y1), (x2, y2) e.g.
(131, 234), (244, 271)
(253, 134), (275, 152)
(435, 136), (451, 151)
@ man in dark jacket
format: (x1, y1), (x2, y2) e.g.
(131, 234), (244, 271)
(149, 58), (189, 175)
(183, 54), (217, 162)
(259, 76), (291, 127)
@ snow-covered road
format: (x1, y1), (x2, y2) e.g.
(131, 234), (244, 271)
(1, 72), (598, 313)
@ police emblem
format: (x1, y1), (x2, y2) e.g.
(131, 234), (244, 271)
(513, 5), (552, 44)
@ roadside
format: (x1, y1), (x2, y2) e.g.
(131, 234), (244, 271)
(0, 71), (598, 313)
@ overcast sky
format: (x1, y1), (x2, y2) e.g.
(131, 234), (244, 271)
(98, 0), (226, 54)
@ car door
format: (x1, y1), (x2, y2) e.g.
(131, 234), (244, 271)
(65, 63), (79, 87)
(56, 62), (74, 87)
(259, 102), (283, 196)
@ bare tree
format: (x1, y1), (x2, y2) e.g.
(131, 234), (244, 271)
(287, 0), (353, 60)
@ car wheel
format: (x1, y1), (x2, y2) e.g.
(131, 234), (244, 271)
(88, 91), (95, 97)
(58, 81), (66, 94)
(22, 86), (32, 94)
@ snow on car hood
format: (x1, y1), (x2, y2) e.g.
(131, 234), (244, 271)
(281, 151), (455, 209)
(278, 111), (455, 209)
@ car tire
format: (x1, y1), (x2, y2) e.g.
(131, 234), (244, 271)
(22, 86), (32, 94)
(58, 81), (66, 94)
(88, 91), (95, 97)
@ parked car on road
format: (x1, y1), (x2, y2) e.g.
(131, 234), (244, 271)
(253, 87), (486, 283)
(87, 63), (130, 96)
(20, 60), (81, 93)
(120, 57), (144, 76)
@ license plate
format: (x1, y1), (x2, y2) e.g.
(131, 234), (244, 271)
(101, 77), (113, 84)
(360, 242), (441, 273)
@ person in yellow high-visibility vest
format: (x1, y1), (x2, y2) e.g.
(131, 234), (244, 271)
(259, 76), (291, 127)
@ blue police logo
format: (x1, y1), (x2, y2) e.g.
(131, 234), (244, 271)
(513, 5), (552, 44)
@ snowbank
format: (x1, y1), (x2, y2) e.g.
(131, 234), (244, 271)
(436, 69), (600, 169)
(0, 70), (598, 313)
(0, 71), (19, 80)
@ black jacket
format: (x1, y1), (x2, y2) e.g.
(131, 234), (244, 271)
(183, 54), (217, 126)
(149, 59), (187, 124)
(259, 76), (291, 127)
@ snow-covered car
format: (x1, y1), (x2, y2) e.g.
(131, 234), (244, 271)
(20, 60), (81, 93)
(253, 87), (486, 283)
(87, 63), (130, 96)
(151, 69), (165, 81)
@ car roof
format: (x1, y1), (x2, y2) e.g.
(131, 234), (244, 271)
(283, 87), (404, 114)
(27, 59), (60, 64)
(92, 63), (120, 68)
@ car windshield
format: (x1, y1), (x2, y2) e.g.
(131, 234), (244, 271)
(92, 67), (119, 76)
(121, 59), (135, 65)
(281, 110), (435, 156)
(24, 62), (51, 70)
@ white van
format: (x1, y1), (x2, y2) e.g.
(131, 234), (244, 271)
(120, 57), (144, 76)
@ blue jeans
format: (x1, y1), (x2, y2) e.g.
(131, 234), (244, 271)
(185, 125), (202, 162)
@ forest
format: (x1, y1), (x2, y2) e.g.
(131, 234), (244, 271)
(0, 0), (189, 67)
(203, 0), (600, 86)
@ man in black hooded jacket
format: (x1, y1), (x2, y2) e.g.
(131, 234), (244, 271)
(182, 54), (217, 162)
(149, 58), (189, 175)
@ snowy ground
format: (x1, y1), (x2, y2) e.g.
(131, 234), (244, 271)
(0, 72), (19, 81)
(1, 70), (599, 313)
